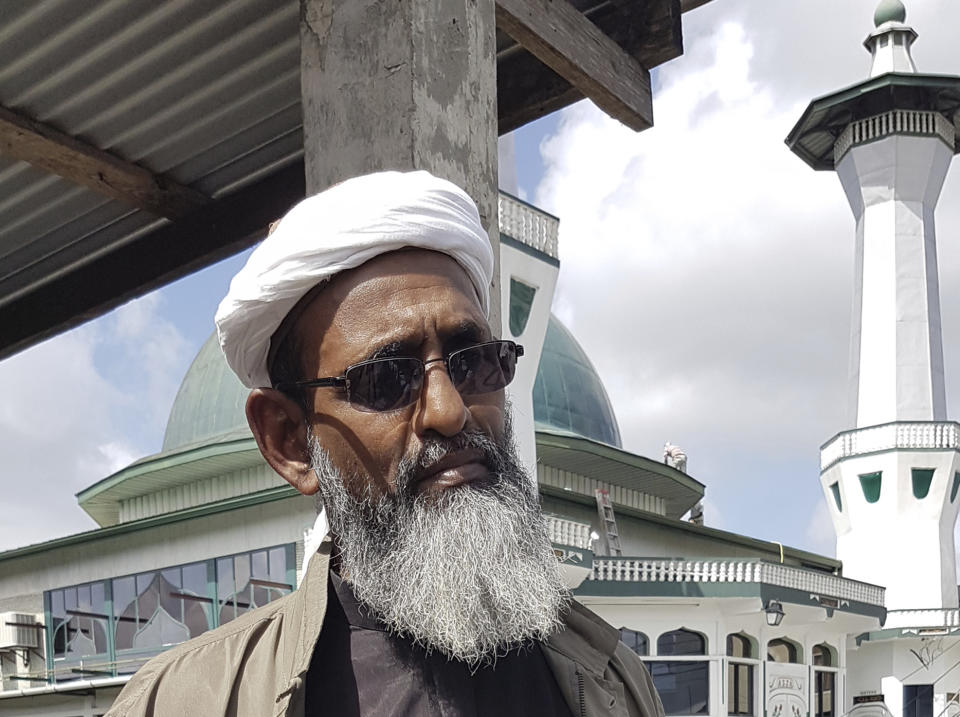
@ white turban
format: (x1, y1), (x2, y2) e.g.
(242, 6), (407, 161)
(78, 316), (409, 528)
(215, 170), (494, 389)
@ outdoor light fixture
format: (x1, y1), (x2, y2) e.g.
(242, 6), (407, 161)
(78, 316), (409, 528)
(764, 600), (785, 627)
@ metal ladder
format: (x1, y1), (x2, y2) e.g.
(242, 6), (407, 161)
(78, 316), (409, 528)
(595, 488), (623, 556)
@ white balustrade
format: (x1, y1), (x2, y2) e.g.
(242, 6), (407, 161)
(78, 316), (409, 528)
(588, 557), (885, 606)
(545, 515), (592, 549)
(498, 193), (559, 259)
(834, 109), (956, 165)
(884, 608), (960, 629)
(821, 421), (960, 470)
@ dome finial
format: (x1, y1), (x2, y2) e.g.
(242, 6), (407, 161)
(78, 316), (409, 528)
(874, 0), (907, 27)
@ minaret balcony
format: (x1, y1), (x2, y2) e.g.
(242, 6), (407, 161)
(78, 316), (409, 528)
(833, 108), (955, 165)
(821, 420), (960, 472)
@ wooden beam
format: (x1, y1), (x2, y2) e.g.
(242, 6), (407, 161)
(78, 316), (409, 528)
(495, 0), (653, 132)
(0, 104), (208, 218)
(0, 162), (305, 362)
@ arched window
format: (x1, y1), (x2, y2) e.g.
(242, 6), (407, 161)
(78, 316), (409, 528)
(650, 629), (709, 715)
(727, 633), (753, 659)
(767, 638), (800, 663)
(813, 643), (837, 717)
(727, 633), (756, 716)
(658, 628), (707, 656)
(813, 643), (834, 667)
(620, 628), (649, 656)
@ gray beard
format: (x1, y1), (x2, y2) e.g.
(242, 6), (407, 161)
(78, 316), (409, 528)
(308, 419), (568, 667)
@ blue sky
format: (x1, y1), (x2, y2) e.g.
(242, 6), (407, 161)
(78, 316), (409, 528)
(4, 0), (960, 572)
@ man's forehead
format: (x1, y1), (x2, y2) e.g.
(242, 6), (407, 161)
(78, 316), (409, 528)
(292, 249), (487, 357)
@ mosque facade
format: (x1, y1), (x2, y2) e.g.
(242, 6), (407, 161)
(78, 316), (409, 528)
(0, 4), (956, 717)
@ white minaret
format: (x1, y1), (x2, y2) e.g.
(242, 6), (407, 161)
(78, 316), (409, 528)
(788, 1), (960, 611)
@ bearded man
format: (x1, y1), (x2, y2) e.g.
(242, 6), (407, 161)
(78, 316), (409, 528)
(107, 171), (664, 717)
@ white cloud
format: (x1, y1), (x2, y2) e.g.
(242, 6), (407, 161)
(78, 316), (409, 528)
(533, 3), (960, 556)
(0, 294), (190, 551)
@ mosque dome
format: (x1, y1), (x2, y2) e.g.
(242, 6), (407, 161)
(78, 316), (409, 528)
(532, 316), (621, 447)
(161, 333), (250, 452)
(874, 0), (906, 27)
(162, 314), (622, 452)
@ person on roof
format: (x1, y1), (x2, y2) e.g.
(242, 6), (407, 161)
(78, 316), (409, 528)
(107, 170), (664, 717)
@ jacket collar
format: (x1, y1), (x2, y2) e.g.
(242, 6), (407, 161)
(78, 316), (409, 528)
(283, 535), (333, 686)
(545, 599), (622, 677)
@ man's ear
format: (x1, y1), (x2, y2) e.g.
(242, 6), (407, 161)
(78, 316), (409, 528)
(246, 389), (318, 495)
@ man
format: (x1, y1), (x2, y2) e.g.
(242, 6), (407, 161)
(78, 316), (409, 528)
(107, 171), (663, 716)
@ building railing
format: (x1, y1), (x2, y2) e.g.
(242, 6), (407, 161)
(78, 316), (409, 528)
(834, 109), (956, 163)
(884, 608), (960, 629)
(498, 192), (559, 259)
(545, 515), (592, 549)
(820, 421), (960, 471)
(588, 557), (886, 606)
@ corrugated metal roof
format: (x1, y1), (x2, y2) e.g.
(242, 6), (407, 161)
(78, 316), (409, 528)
(0, 0), (303, 302)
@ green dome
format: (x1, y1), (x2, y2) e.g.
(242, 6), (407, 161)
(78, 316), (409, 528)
(874, 0), (906, 26)
(532, 316), (622, 448)
(161, 333), (250, 451)
(162, 315), (622, 452)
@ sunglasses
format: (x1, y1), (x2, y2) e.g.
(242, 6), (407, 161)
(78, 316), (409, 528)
(277, 340), (524, 413)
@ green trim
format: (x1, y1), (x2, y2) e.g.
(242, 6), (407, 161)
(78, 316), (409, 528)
(77, 437), (259, 503)
(952, 472), (960, 503)
(859, 472), (883, 504)
(536, 428), (706, 496)
(912, 468), (935, 499)
(829, 482), (843, 512)
(500, 233), (560, 267)
(540, 484), (841, 571)
(509, 278), (537, 337)
(0, 485), (298, 564)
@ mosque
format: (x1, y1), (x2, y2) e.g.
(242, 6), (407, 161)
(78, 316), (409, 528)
(0, 3), (958, 717)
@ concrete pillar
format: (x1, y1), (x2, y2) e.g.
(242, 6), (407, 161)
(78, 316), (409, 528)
(299, 0), (501, 331)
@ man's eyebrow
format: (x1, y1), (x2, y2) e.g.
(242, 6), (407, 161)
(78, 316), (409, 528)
(360, 340), (410, 363)
(443, 320), (489, 346)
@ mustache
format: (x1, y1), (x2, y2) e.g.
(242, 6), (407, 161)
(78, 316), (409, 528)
(394, 430), (508, 495)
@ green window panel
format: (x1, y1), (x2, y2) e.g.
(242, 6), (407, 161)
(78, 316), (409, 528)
(859, 472), (882, 504)
(509, 278), (536, 337)
(952, 472), (960, 503)
(911, 469), (935, 500)
(829, 482), (843, 512)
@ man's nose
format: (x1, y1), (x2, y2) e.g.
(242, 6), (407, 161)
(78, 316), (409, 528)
(414, 362), (469, 437)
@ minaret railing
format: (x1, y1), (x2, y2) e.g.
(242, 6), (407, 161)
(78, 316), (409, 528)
(834, 109), (956, 164)
(821, 421), (960, 471)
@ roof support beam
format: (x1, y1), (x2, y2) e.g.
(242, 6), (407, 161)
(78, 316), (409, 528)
(0, 104), (208, 218)
(495, 0), (654, 132)
(0, 162), (305, 361)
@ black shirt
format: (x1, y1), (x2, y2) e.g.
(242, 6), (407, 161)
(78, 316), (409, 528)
(305, 573), (573, 716)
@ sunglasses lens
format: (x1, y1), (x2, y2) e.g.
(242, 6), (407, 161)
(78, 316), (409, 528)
(449, 342), (518, 396)
(346, 358), (424, 412)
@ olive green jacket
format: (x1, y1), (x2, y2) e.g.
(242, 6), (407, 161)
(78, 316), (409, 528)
(106, 537), (664, 717)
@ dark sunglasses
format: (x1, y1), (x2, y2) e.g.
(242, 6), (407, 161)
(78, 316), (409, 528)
(276, 340), (524, 413)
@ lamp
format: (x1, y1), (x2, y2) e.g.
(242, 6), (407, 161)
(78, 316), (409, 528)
(764, 600), (785, 627)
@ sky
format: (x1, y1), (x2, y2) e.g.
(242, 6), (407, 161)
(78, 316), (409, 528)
(3, 0), (960, 569)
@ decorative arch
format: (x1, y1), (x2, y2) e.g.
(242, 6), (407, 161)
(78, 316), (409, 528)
(619, 627), (649, 656)
(767, 636), (802, 663)
(658, 627), (707, 656)
(813, 642), (837, 667)
(727, 632), (757, 716)
(726, 632), (757, 659)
